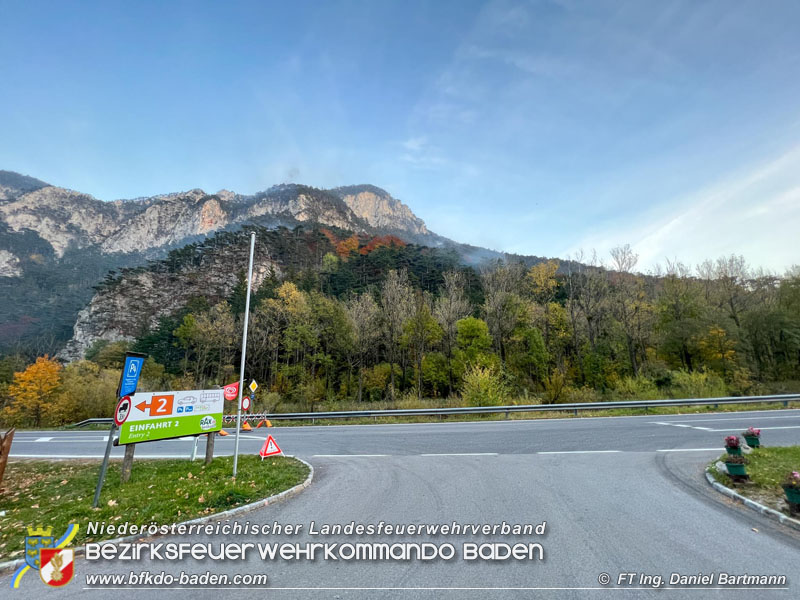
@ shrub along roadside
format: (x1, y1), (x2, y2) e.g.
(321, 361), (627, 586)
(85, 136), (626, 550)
(0, 455), (309, 560)
(710, 445), (800, 517)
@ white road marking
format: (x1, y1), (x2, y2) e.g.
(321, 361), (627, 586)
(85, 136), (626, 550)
(312, 454), (388, 457)
(650, 422), (714, 430)
(656, 448), (720, 452)
(8, 454), (194, 459)
(14, 439), (110, 443)
(421, 453), (498, 456)
(653, 421), (800, 432)
(538, 450), (621, 454)
(664, 415), (800, 423)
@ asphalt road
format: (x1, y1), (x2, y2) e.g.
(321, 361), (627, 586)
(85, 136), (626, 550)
(4, 409), (800, 598)
(10, 408), (800, 458)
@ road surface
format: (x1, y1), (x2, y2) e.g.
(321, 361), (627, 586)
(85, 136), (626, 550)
(4, 409), (800, 598)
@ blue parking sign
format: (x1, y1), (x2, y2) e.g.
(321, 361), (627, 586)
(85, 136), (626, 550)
(118, 353), (146, 398)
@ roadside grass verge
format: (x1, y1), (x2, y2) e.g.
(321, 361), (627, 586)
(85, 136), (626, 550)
(709, 445), (800, 516)
(0, 455), (309, 561)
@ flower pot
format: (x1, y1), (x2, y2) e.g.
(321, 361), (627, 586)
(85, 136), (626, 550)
(725, 462), (747, 477)
(726, 447), (742, 456)
(744, 435), (760, 448)
(783, 486), (800, 505)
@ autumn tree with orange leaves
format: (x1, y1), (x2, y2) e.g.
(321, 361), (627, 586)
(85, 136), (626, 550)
(3, 356), (62, 427)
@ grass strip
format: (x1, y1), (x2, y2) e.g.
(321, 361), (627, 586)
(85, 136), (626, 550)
(0, 455), (309, 560)
(710, 445), (800, 517)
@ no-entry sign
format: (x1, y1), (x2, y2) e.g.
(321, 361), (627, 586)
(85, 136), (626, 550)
(118, 389), (224, 444)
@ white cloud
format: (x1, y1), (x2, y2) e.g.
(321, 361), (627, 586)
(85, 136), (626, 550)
(562, 144), (800, 272)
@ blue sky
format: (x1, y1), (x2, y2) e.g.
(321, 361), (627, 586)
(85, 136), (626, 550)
(1, 0), (799, 272)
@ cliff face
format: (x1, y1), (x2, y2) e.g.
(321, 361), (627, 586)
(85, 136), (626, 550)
(333, 185), (429, 237)
(58, 232), (281, 361)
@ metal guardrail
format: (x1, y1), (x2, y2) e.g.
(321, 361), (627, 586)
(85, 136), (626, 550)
(69, 394), (800, 428)
(67, 418), (117, 428)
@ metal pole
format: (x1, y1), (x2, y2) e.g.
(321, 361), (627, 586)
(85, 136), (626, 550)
(93, 423), (117, 507)
(233, 232), (256, 479)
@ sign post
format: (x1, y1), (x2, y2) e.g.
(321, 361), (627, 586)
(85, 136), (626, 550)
(233, 232), (256, 479)
(93, 352), (146, 508)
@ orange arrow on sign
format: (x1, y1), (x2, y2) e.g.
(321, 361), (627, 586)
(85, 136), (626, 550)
(135, 400), (152, 413)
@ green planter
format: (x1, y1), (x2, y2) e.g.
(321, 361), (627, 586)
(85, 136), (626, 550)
(783, 486), (800, 505)
(726, 447), (742, 456)
(744, 435), (760, 448)
(725, 462), (747, 477)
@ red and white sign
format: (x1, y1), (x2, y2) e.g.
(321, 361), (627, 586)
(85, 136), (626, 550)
(259, 435), (282, 458)
(223, 382), (240, 401)
(39, 548), (74, 587)
(241, 395), (251, 411)
(114, 396), (132, 426)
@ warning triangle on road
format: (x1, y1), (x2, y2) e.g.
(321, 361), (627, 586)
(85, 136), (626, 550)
(259, 435), (282, 458)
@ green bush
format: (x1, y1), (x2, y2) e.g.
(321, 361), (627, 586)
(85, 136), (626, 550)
(669, 370), (728, 399)
(563, 385), (602, 403)
(613, 376), (661, 400)
(460, 365), (509, 407)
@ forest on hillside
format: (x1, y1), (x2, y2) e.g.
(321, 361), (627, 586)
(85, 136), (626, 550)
(1, 229), (799, 427)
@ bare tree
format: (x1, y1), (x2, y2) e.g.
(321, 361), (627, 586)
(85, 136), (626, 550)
(480, 260), (525, 363)
(345, 292), (380, 402)
(380, 269), (413, 400)
(610, 244), (638, 274)
(434, 270), (471, 395)
(609, 245), (647, 376)
(404, 291), (442, 400)
(714, 255), (750, 329)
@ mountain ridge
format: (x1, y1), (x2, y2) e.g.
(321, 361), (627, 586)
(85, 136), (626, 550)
(0, 169), (553, 356)
(0, 173), (433, 260)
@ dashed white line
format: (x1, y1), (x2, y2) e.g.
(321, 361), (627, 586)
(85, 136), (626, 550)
(656, 448), (720, 452)
(8, 454), (192, 459)
(666, 415), (800, 423)
(312, 454), (388, 458)
(537, 450), (621, 455)
(421, 453), (498, 457)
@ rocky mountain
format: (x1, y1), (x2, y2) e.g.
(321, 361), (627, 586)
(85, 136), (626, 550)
(56, 226), (466, 362)
(0, 170), (49, 201)
(0, 176), (429, 262)
(59, 229), (284, 361)
(333, 185), (429, 239)
(0, 170), (544, 356)
(0, 171), (453, 354)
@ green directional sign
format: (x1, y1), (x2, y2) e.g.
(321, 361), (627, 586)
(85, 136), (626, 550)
(118, 389), (224, 445)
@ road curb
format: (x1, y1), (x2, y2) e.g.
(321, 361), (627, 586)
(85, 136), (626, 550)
(704, 469), (800, 532)
(0, 456), (314, 574)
